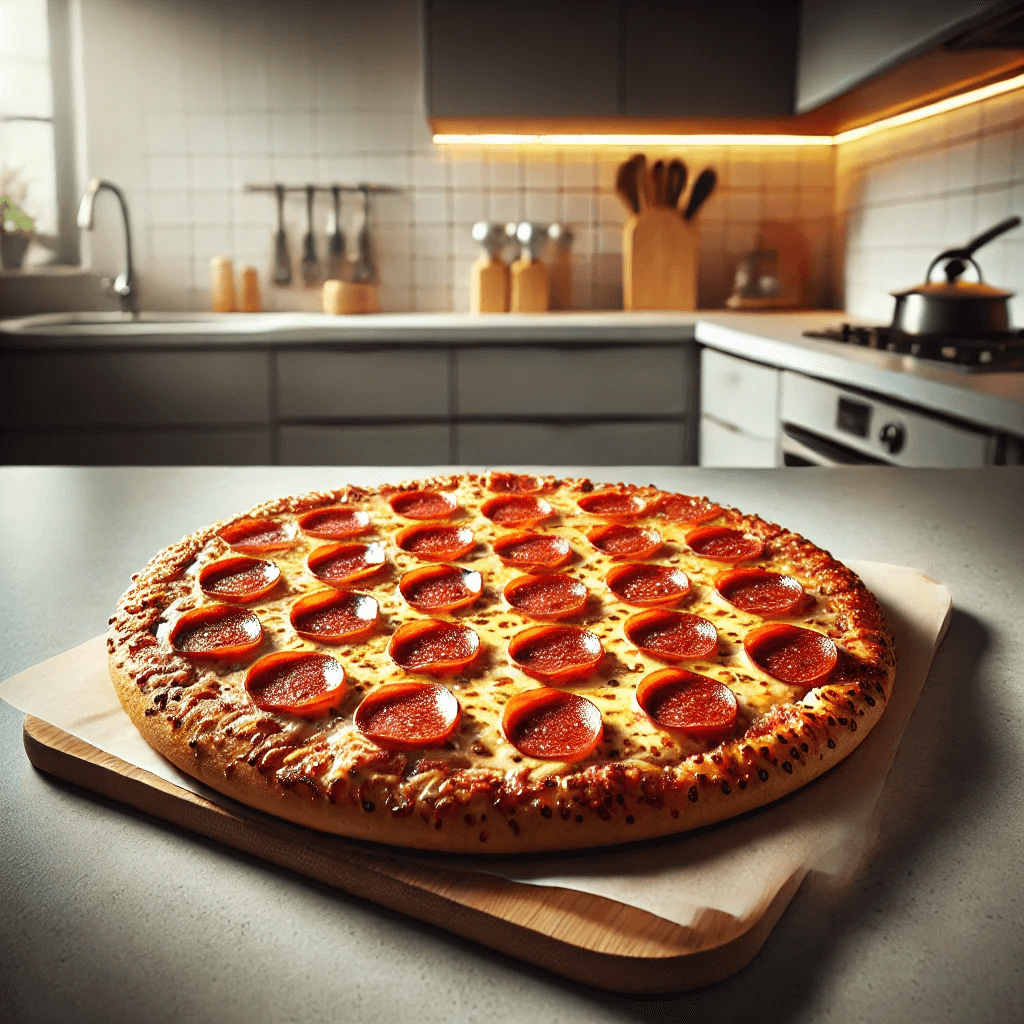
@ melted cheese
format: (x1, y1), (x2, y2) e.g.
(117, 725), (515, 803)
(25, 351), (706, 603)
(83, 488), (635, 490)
(166, 478), (841, 789)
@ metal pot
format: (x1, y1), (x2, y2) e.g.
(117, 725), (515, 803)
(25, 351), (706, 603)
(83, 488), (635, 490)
(890, 216), (1020, 336)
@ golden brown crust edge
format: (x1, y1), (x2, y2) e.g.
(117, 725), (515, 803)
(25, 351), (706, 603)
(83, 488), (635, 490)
(107, 475), (897, 855)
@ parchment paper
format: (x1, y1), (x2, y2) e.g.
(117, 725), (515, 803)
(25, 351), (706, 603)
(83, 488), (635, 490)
(1, 561), (951, 929)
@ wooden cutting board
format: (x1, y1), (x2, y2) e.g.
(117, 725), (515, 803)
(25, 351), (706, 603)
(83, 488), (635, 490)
(22, 714), (804, 993)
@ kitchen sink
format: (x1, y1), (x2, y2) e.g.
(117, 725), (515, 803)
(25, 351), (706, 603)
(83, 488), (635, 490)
(1, 311), (272, 334)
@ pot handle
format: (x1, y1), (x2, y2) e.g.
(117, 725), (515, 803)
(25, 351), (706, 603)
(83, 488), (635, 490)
(928, 215), (1021, 284)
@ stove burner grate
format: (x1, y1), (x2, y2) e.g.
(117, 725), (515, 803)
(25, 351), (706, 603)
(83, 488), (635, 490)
(803, 324), (1024, 370)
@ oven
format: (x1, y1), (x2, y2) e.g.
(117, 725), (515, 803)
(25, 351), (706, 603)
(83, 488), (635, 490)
(777, 370), (1020, 466)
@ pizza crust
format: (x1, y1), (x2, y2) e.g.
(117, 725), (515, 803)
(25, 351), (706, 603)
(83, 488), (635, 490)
(107, 474), (897, 854)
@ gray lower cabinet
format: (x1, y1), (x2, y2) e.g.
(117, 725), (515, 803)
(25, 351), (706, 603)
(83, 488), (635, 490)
(0, 428), (272, 465)
(276, 348), (449, 419)
(277, 424), (451, 466)
(1, 350), (270, 427)
(457, 420), (689, 465)
(2, 340), (695, 466)
(456, 345), (691, 417)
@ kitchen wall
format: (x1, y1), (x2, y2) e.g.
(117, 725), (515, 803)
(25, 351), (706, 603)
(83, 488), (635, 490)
(66, 0), (1024, 318)
(836, 87), (1024, 325)
(72, 0), (835, 314)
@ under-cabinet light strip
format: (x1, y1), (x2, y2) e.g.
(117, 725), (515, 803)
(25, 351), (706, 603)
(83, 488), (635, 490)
(433, 72), (1024, 149)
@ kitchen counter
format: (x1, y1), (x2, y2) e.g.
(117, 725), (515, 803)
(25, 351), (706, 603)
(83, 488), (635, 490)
(2, 465), (1022, 1024)
(3, 309), (1022, 438)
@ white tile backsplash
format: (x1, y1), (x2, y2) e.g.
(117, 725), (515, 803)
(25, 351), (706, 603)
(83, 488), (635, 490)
(65, 0), (1021, 316)
(837, 90), (1024, 324)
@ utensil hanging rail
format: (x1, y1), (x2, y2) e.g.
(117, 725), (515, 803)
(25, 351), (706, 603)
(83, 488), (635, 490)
(243, 183), (403, 195)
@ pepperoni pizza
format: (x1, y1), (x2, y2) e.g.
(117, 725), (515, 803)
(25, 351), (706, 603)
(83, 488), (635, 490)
(108, 474), (897, 853)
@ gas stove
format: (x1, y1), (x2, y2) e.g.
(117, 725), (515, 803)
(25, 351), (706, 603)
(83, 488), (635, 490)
(803, 323), (1024, 371)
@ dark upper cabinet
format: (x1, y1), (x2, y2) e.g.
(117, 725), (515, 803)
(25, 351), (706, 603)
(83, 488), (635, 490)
(622, 1), (799, 118)
(425, 0), (1021, 125)
(425, 0), (621, 118)
(796, 0), (1014, 113)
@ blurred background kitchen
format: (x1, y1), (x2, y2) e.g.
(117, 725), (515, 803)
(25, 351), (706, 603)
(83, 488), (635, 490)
(1, 0), (1022, 467)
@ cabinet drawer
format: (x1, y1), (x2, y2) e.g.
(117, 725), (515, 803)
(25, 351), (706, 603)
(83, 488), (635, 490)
(456, 420), (688, 465)
(0, 428), (272, 465)
(456, 347), (691, 417)
(699, 415), (778, 468)
(0, 351), (270, 427)
(277, 349), (449, 419)
(277, 424), (451, 465)
(700, 349), (779, 440)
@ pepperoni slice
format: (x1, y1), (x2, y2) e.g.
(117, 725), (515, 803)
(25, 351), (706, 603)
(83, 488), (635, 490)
(686, 525), (764, 562)
(388, 619), (481, 675)
(715, 568), (807, 616)
(289, 590), (379, 643)
(504, 574), (588, 621)
(245, 651), (346, 717)
(481, 494), (553, 528)
(577, 490), (646, 521)
(587, 523), (662, 560)
(508, 625), (603, 684)
(298, 506), (371, 539)
(502, 688), (603, 761)
(355, 682), (462, 749)
(605, 563), (690, 607)
(307, 541), (387, 587)
(487, 472), (543, 494)
(388, 490), (458, 520)
(658, 493), (723, 525)
(218, 518), (296, 553)
(636, 668), (738, 739)
(492, 531), (572, 572)
(199, 555), (281, 603)
(624, 609), (719, 661)
(399, 565), (483, 613)
(395, 523), (475, 562)
(170, 605), (262, 661)
(744, 623), (838, 685)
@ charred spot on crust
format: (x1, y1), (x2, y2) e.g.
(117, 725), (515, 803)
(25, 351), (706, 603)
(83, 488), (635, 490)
(540, 805), (553, 819)
(688, 786), (698, 803)
(625, 815), (635, 824)
(721, 782), (731, 794)
(827, 737), (836, 748)
(508, 819), (520, 836)
(758, 768), (769, 781)
(782, 761), (793, 773)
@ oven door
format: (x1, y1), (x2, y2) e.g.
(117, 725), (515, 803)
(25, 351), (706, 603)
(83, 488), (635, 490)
(780, 424), (890, 466)
(779, 371), (997, 467)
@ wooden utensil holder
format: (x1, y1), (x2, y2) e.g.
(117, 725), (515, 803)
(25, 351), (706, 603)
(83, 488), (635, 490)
(322, 280), (379, 315)
(623, 211), (698, 311)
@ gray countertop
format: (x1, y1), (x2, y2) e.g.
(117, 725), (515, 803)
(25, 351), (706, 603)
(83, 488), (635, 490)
(4, 309), (1022, 436)
(2, 465), (1023, 1023)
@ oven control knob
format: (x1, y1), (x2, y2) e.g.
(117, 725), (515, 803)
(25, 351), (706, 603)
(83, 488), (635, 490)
(879, 423), (905, 455)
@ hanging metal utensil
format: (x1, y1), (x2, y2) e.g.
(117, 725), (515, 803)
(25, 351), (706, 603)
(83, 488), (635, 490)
(326, 185), (346, 281)
(272, 183), (291, 286)
(350, 185), (375, 285)
(300, 184), (321, 287)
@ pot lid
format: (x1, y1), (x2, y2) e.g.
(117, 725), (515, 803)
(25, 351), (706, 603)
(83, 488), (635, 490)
(891, 279), (1014, 300)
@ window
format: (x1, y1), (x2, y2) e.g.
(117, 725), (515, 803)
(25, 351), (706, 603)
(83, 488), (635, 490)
(0, 0), (75, 268)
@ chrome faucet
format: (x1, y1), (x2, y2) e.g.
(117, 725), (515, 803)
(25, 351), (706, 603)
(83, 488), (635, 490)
(77, 178), (138, 315)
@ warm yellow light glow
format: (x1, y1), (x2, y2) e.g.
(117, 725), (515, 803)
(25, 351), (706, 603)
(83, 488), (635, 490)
(833, 71), (1024, 143)
(432, 72), (1024, 149)
(434, 132), (834, 147)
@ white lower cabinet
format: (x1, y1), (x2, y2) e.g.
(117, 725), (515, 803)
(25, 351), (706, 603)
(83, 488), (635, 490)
(699, 416), (778, 467)
(277, 424), (451, 465)
(456, 421), (688, 465)
(699, 348), (780, 467)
